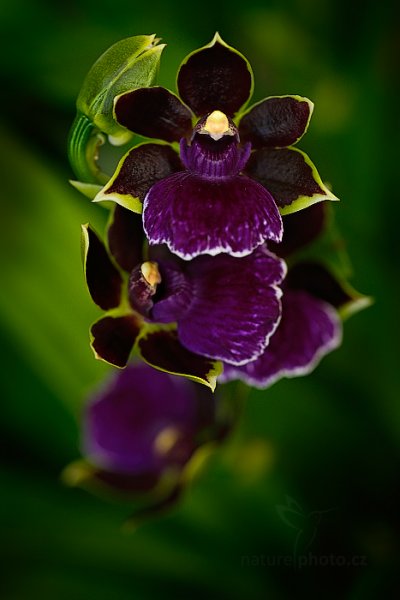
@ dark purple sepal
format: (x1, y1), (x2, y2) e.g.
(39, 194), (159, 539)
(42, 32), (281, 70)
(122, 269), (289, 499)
(90, 314), (142, 368)
(136, 325), (222, 391)
(177, 33), (253, 117)
(286, 261), (372, 317)
(81, 224), (122, 310)
(222, 289), (342, 389)
(175, 248), (286, 365)
(143, 171), (283, 259)
(269, 202), (327, 258)
(94, 143), (182, 213)
(114, 87), (193, 142)
(239, 95), (313, 149)
(107, 205), (145, 273)
(245, 147), (338, 214)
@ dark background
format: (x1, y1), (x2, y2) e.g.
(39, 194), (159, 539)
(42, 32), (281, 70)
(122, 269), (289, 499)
(0, 0), (399, 598)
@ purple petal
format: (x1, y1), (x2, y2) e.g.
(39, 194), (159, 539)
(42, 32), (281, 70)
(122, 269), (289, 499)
(90, 314), (141, 368)
(244, 147), (335, 211)
(114, 87), (193, 142)
(177, 248), (286, 365)
(143, 172), (283, 259)
(83, 363), (199, 474)
(223, 289), (342, 388)
(107, 205), (145, 273)
(269, 202), (327, 258)
(137, 327), (222, 391)
(239, 96), (313, 149)
(82, 224), (122, 311)
(177, 34), (253, 116)
(99, 143), (182, 205)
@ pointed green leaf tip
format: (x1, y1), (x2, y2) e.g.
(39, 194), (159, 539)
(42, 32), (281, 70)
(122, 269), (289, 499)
(77, 34), (165, 142)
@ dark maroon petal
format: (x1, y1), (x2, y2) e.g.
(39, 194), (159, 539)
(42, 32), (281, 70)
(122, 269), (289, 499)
(239, 96), (313, 149)
(83, 363), (197, 473)
(114, 87), (193, 142)
(176, 247), (286, 365)
(245, 147), (334, 211)
(285, 262), (354, 309)
(107, 205), (145, 273)
(177, 34), (253, 116)
(143, 172), (282, 259)
(82, 225), (122, 310)
(137, 327), (222, 390)
(100, 143), (182, 203)
(269, 202), (327, 258)
(223, 289), (341, 388)
(90, 315), (141, 368)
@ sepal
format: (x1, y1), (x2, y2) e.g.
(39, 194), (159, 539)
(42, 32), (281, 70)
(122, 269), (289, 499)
(245, 146), (338, 215)
(177, 32), (253, 116)
(93, 142), (182, 214)
(90, 312), (142, 368)
(135, 324), (223, 391)
(81, 224), (123, 310)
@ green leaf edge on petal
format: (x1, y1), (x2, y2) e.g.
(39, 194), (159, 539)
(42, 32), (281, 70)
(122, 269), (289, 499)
(176, 32), (254, 114)
(89, 308), (143, 368)
(135, 323), (223, 392)
(93, 140), (174, 214)
(235, 94), (314, 145)
(279, 147), (339, 216)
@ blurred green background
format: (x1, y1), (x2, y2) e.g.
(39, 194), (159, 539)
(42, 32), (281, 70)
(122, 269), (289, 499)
(1, 0), (399, 598)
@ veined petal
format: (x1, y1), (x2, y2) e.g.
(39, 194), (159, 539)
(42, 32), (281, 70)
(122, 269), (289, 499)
(143, 172), (283, 260)
(136, 324), (222, 391)
(177, 248), (286, 365)
(239, 95), (313, 149)
(223, 289), (342, 388)
(94, 143), (182, 213)
(90, 314), (141, 368)
(81, 224), (122, 310)
(177, 33), (253, 117)
(107, 205), (145, 273)
(245, 146), (338, 214)
(114, 87), (193, 142)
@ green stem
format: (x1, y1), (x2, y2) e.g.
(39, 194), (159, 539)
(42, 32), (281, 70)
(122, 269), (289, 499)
(67, 113), (109, 184)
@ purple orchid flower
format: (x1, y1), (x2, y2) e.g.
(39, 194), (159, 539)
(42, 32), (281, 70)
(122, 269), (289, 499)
(95, 34), (336, 260)
(222, 204), (362, 388)
(82, 204), (285, 377)
(74, 362), (228, 497)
